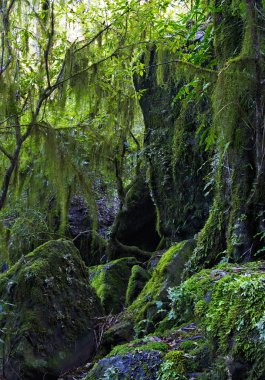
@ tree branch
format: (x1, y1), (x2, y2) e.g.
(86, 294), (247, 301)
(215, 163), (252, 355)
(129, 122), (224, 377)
(146, 59), (218, 77)
(74, 7), (131, 54)
(44, 0), (54, 88)
(0, 144), (13, 161)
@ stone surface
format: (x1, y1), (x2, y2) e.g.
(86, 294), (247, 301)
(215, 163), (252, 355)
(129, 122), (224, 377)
(85, 350), (163, 380)
(128, 240), (195, 328)
(109, 174), (160, 255)
(126, 265), (150, 306)
(0, 240), (103, 380)
(134, 48), (211, 242)
(89, 257), (139, 314)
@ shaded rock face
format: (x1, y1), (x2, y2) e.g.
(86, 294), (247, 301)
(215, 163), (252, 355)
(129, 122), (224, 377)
(68, 195), (117, 266)
(68, 196), (92, 241)
(111, 174), (160, 253)
(0, 240), (103, 380)
(134, 48), (211, 242)
(89, 257), (139, 314)
(125, 265), (150, 306)
(97, 241), (195, 352)
(128, 240), (195, 330)
(86, 351), (163, 380)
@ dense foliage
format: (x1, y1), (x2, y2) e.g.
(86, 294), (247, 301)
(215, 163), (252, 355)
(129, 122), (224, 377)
(0, 1), (265, 378)
(0, 0), (215, 256)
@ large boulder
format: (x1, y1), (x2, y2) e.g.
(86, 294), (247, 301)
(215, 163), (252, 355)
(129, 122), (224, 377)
(85, 350), (163, 380)
(0, 240), (103, 380)
(84, 339), (167, 380)
(83, 324), (207, 380)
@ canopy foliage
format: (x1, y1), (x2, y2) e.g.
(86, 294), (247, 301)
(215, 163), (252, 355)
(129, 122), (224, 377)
(1, 0), (264, 264)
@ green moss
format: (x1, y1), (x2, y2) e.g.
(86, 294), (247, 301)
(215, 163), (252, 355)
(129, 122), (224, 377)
(0, 240), (103, 379)
(184, 194), (226, 277)
(89, 257), (138, 314)
(108, 340), (168, 356)
(128, 241), (187, 323)
(178, 340), (197, 351)
(125, 265), (150, 306)
(158, 350), (188, 380)
(166, 262), (265, 379)
(164, 350), (186, 374)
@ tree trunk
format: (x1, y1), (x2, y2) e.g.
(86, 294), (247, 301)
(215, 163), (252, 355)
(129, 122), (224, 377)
(185, 0), (265, 276)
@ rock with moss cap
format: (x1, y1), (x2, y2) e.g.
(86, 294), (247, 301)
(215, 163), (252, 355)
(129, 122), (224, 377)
(97, 240), (195, 353)
(0, 239), (103, 380)
(89, 257), (139, 314)
(84, 348), (164, 380)
(125, 265), (150, 306)
(127, 240), (195, 331)
(81, 327), (204, 380)
(166, 261), (265, 379)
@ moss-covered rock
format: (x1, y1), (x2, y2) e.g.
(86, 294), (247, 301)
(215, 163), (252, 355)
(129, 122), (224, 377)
(84, 337), (168, 379)
(95, 240), (195, 354)
(108, 338), (168, 357)
(125, 265), (150, 306)
(89, 257), (139, 314)
(166, 261), (265, 379)
(158, 350), (187, 380)
(0, 240), (103, 380)
(84, 350), (163, 380)
(82, 323), (207, 380)
(128, 240), (195, 330)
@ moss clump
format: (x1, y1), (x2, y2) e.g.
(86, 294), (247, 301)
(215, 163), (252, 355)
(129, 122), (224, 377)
(164, 350), (186, 373)
(125, 265), (150, 306)
(158, 350), (188, 380)
(166, 262), (265, 379)
(178, 340), (197, 351)
(108, 339), (168, 357)
(0, 240), (103, 380)
(89, 257), (138, 314)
